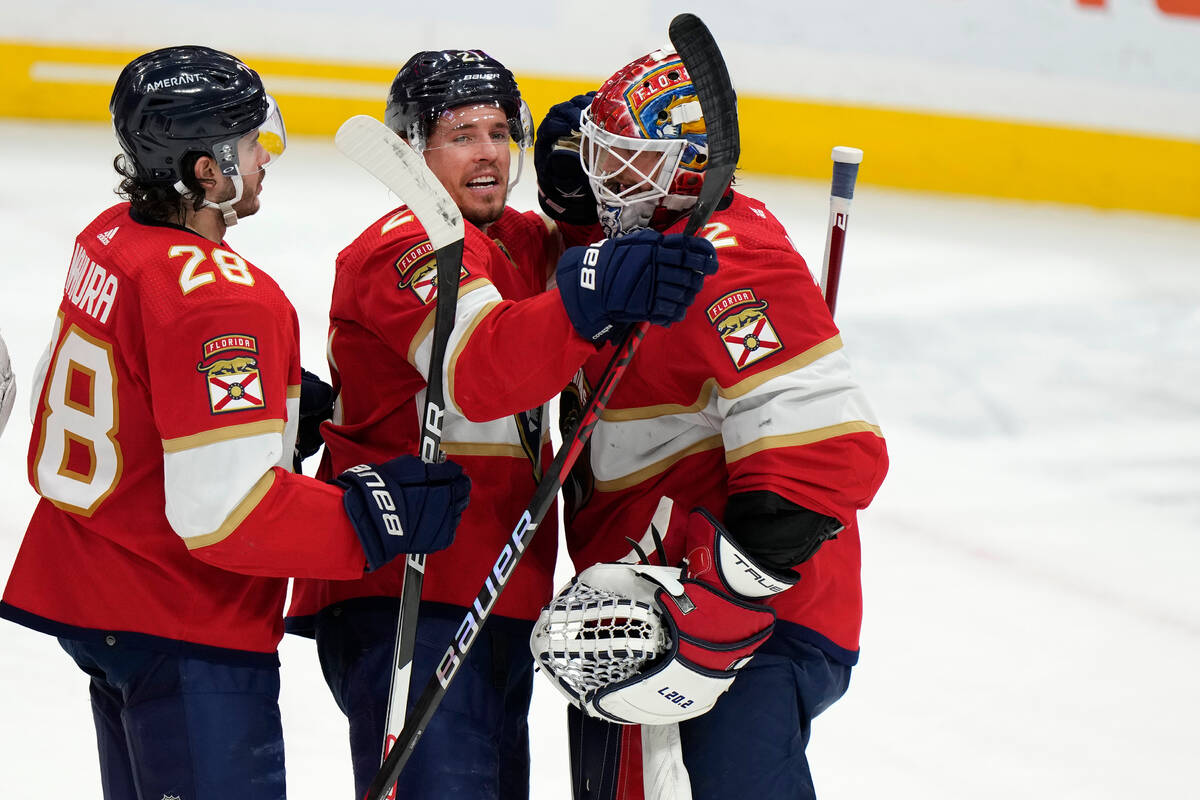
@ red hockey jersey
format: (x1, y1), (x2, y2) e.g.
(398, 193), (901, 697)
(1, 204), (374, 660)
(287, 206), (598, 624)
(561, 191), (889, 663)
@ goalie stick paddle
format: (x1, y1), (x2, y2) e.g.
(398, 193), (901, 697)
(335, 115), (465, 800)
(820, 145), (863, 317)
(362, 14), (740, 800)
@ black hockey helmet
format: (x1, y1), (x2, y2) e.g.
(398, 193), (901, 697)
(110, 45), (284, 186)
(384, 49), (533, 152)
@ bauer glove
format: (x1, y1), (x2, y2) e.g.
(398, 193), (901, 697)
(556, 229), (717, 343)
(336, 456), (471, 572)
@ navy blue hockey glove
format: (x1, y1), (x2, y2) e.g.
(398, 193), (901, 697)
(293, 368), (335, 472)
(556, 230), (718, 343)
(535, 93), (598, 225)
(336, 456), (471, 572)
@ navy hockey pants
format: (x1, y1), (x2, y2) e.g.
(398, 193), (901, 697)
(568, 626), (852, 800)
(59, 637), (286, 800)
(312, 599), (534, 800)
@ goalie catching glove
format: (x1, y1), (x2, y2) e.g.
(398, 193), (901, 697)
(530, 503), (793, 725)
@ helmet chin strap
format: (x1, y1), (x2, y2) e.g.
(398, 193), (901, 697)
(173, 174), (244, 227)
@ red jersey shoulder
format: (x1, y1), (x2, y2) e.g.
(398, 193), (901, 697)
(338, 205), (490, 306)
(681, 192), (836, 377)
(67, 204), (290, 332)
(487, 206), (557, 298)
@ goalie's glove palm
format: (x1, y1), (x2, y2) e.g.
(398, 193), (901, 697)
(531, 561), (775, 726)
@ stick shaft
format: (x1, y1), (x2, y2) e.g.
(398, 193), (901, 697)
(820, 146), (862, 317)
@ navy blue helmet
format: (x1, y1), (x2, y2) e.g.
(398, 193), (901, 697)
(384, 49), (532, 151)
(110, 45), (274, 185)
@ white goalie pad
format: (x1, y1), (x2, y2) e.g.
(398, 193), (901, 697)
(530, 563), (677, 715)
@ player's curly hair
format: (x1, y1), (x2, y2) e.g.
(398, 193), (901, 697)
(113, 153), (206, 224)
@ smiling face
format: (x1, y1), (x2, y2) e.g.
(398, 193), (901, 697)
(421, 103), (512, 228)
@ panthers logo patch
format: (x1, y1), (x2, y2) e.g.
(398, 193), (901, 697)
(706, 290), (783, 370)
(196, 334), (264, 414)
(395, 242), (468, 304)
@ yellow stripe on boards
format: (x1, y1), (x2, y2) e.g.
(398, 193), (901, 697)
(2, 40), (1197, 218)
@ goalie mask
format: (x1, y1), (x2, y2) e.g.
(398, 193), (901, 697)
(385, 49), (534, 193)
(580, 50), (710, 236)
(110, 45), (286, 226)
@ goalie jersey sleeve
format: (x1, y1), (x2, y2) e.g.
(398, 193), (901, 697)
(1, 204), (369, 659)
(561, 192), (889, 664)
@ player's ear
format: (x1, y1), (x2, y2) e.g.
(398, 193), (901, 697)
(191, 155), (219, 191)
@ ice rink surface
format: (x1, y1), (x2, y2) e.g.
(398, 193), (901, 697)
(1, 119), (1197, 798)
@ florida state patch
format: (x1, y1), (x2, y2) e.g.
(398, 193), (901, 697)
(196, 334), (265, 414)
(394, 241), (439, 304)
(706, 290), (783, 370)
(395, 242), (468, 304)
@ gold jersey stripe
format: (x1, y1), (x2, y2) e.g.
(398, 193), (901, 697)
(182, 469), (276, 549)
(161, 419), (284, 453)
(600, 336), (843, 422)
(725, 421), (884, 465)
(594, 434), (724, 493)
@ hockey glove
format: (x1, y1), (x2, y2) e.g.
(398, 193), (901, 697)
(531, 562), (775, 726)
(293, 368), (335, 472)
(631, 497), (800, 601)
(534, 93), (598, 225)
(336, 456), (471, 572)
(0, 330), (13, 437)
(556, 230), (717, 343)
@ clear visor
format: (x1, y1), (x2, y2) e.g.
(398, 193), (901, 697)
(417, 100), (534, 192)
(580, 106), (686, 208)
(214, 94), (287, 178)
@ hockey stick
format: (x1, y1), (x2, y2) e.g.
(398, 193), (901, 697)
(335, 115), (465, 800)
(820, 146), (863, 317)
(362, 13), (739, 800)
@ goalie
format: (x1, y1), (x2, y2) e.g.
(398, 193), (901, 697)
(531, 48), (889, 799)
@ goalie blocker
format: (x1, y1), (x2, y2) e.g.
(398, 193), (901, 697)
(531, 501), (794, 725)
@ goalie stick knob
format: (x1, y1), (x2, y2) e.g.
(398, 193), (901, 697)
(832, 145), (864, 165)
(830, 146), (863, 201)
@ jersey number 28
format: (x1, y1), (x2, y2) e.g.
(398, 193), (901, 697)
(32, 322), (121, 515)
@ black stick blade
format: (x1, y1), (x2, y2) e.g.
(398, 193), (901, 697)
(669, 13), (740, 236)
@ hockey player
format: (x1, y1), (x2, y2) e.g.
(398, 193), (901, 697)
(0, 46), (471, 800)
(0, 329), (13, 437)
(530, 51), (890, 799)
(282, 50), (717, 800)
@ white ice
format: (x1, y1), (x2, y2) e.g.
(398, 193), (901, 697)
(1, 120), (1197, 798)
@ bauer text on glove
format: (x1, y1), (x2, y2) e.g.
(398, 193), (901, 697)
(336, 456), (471, 572)
(556, 229), (717, 343)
